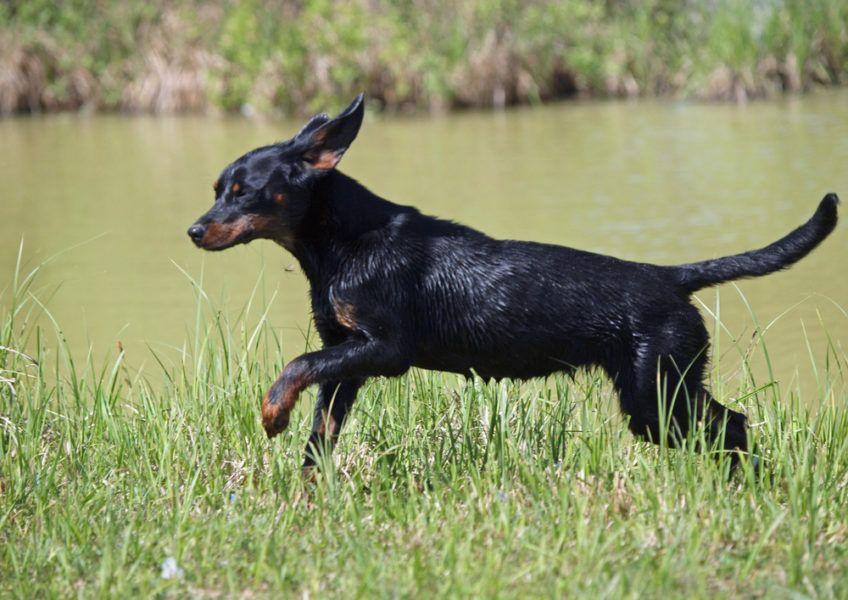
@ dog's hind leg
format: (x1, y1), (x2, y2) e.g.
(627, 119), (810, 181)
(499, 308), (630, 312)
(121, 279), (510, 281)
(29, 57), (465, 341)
(697, 387), (749, 464)
(302, 379), (363, 470)
(612, 310), (748, 461)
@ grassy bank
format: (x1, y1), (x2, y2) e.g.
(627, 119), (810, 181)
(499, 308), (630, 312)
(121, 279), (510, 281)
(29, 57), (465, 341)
(2, 256), (848, 597)
(1, 0), (848, 117)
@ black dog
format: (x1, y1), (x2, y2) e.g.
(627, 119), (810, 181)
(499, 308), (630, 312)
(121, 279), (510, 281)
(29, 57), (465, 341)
(188, 94), (839, 468)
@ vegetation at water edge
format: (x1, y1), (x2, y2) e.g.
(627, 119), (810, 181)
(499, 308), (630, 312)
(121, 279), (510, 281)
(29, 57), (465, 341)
(2, 0), (848, 116)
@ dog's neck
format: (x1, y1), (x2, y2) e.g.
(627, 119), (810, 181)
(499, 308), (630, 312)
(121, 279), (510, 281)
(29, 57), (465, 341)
(284, 170), (409, 285)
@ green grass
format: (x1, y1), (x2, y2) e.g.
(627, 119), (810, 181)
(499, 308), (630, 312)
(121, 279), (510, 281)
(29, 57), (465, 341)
(2, 254), (848, 598)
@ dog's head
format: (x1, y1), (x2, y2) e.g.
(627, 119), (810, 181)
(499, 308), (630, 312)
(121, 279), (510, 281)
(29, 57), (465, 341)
(187, 94), (365, 251)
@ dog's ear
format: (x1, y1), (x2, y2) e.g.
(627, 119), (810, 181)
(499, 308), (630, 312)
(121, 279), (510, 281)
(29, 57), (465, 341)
(297, 94), (365, 171)
(296, 112), (331, 138)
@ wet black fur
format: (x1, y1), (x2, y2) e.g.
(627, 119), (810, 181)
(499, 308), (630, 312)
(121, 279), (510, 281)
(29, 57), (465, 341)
(189, 94), (840, 469)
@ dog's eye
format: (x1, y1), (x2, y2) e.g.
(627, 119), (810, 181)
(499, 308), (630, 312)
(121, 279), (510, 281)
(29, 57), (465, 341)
(231, 183), (246, 197)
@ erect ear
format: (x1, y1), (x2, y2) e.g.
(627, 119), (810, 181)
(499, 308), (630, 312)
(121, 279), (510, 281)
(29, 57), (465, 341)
(298, 94), (365, 171)
(296, 112), (331, 138)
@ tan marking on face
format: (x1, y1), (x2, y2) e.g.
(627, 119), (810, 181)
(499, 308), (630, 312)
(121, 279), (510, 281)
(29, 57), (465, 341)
(200, 213), (295, 250)
(201, 213), (287, 249)
(231, 182), (241, 193)
(247, 214), (284, 239)
(251, 214), (296, 249)
(273, 193), (285, 204)
(201, 217), (252, 248)
(213, 179), (220, 192)
(332, 297), (358, 330)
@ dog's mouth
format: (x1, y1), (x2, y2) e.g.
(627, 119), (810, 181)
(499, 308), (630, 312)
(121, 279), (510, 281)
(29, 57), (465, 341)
(195, 219), (256, 251)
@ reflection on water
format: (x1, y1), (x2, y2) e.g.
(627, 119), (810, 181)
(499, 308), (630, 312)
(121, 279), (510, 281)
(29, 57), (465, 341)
(1, 92), (846, 398)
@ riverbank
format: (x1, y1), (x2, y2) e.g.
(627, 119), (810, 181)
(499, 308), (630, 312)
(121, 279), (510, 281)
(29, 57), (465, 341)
(2, 0), (847, 117)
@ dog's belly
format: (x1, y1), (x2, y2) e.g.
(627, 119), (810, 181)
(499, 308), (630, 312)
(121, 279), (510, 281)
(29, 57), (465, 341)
(412, 346), (586, 381)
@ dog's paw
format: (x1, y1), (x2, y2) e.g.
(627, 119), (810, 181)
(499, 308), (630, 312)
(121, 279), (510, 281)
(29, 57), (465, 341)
(261, 391), (290, 438)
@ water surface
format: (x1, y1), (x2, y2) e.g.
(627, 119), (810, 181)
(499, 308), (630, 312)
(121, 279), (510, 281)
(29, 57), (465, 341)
(1, 93), (846, 397)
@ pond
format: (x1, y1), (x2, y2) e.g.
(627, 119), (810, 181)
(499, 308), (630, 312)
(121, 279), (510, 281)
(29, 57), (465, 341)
(1, 92), (846, 398)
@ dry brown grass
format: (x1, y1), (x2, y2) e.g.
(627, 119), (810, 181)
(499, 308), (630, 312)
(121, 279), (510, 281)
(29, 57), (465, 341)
(121, 10), (219, 114)
(1, 1), (846, 116)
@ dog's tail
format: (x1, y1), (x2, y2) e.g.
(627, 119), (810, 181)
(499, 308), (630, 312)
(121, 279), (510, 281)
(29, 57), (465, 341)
(670, 193), (839, 294)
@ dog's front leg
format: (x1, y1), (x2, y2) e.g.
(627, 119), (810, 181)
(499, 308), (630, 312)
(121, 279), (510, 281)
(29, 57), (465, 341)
(261, 339), (410, 438)
(302, 379), (363, 469)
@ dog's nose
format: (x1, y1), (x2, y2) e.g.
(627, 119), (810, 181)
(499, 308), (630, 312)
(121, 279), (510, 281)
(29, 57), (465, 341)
(187, 224), (206, 242)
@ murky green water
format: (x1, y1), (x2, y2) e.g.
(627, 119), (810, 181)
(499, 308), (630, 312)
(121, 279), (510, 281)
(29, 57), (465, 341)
(1, 93), (846, 397)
